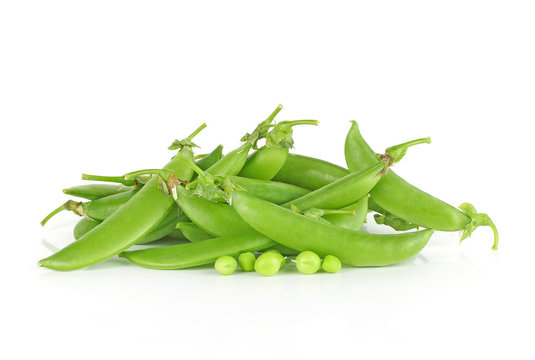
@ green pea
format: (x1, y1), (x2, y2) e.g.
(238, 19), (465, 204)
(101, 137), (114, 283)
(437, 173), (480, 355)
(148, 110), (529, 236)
(294, 251), (321, 275)
(214, 256), (237, 275)
(322, 255), (341, 273)
(254, 252), (284, 276)
(264, 249), (286, 269)
(238, 252), (256, 272)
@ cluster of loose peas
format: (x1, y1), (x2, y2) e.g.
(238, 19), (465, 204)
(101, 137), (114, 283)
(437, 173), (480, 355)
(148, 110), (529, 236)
(214, 250), (341, 276)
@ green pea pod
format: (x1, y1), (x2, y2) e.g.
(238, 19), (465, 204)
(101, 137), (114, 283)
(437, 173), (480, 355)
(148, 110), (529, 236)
(119, 232), (274, 270)
(73, 209), (188, 243)
(281, 162), (385, 210)
(38, 124), (206, 271)
(73, 217), (100, 240)
(231, 190), (434, 267)
(176, 222), (213, 242)
(323, 196), (368, 231)
(179, 162), (386, 237)
(344, 120), (498, 249)
(202, 105), (283, 177)
(374, 213), (419, 231)
(43, 144), (224, 228)
(239, 120), (319, 180)
(228, 176), (310, 204)
(272, 154), (349, 190)
(194, 145), (224, 170)
(62, 184), (134, 200)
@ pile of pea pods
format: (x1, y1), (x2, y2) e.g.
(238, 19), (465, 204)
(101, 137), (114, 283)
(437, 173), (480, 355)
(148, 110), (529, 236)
(40, 105), (498, 275)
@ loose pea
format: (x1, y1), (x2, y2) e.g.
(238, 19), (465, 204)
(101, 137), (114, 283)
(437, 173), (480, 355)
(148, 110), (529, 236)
(238, 252), (256, 272)
(322, 255), (341, 273)
(294, 251), (321, 275)
(254, 252), (284, 276)
(214, 256), (237, 275)
(264, 249), (286, 269)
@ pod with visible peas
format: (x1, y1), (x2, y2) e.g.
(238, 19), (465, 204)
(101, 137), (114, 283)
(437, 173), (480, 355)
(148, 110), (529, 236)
(119, 232), (274, 270)
(322, 255), (341, 273)
(38, 123), (206, 271)
(238, 252), (256, 272)
(231, 190), (435, 267)
(293, 251), (321, 274)
(254, 251), (285, 276)
(239, 119), (319, 180)
(214, 256), (238, 275)
(344, 120), (498, 249)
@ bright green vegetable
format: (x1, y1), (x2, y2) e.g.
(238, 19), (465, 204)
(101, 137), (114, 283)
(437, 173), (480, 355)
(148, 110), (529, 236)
(238, 252), (256, 272)
(231, 190), (434, 267)
(344, 120), (498, 249)
(254, 252), (285, 276)
(215, 256), (238, 275)
(38, 124), (206, 271)
(294, 251), (321, 274)
(322, 255), (341, 273)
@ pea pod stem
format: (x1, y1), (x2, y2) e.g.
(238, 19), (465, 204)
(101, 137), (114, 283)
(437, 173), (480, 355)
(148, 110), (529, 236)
(40, 200), (82, 226)
(81, 174), (138, 186)
(382, 137), (431, 165)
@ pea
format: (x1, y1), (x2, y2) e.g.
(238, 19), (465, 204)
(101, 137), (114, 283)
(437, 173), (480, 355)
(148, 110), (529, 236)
(254, 252), (284, 276)
(238, 252), (256, 272)
(322, 255), (341, 273)
(214, 256), (237, 275)
(263, 249), (286, 269)
(294, 251), (321, 275)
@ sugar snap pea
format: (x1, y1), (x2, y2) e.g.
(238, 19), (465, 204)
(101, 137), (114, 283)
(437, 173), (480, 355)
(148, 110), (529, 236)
(231, 191), (434, 267)
(176, 222), (212, 242)
(119, 232), (274, 270)
(38, 124), (206, 271)
(272, 154), (349, 190)
(344, 120), (498, 249)
(239, 120), (319, 180)
(62, 183), (134, 200)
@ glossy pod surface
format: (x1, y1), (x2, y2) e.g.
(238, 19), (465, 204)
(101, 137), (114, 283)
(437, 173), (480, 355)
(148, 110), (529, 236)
(119, 232), (274, 270)
(281, 163), (384, 210)
(231, 191), (434, 267)
(273, 154), (349, 190)
(344, 121), (470, 231)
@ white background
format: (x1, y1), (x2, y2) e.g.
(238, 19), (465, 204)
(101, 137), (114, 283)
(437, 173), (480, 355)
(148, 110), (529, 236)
(1, 1), (534, 359)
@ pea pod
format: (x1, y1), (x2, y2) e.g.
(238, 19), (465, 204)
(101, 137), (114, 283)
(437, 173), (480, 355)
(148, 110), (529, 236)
(73, 217), (99, 240)
(62, 183), (134, 200)
(239, 120), (319, 180)
(73, 209), (188, 243)
(344, 120), (498, 249)
(323, 196), (368, 231)
(44, 144), (224, 227)
(176, 222), (212, 242)
(38, 123), (206, 271)
(41, 189), (140, 225)
(231, 190), (435, 267)
(228, 176), (310, 204)
(200, 105), (283, 177)
(272, 154), (349, 190)
(178, 163), (384, 238)
(119, 232), (274, 270)
(280, 163), (384, 210)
